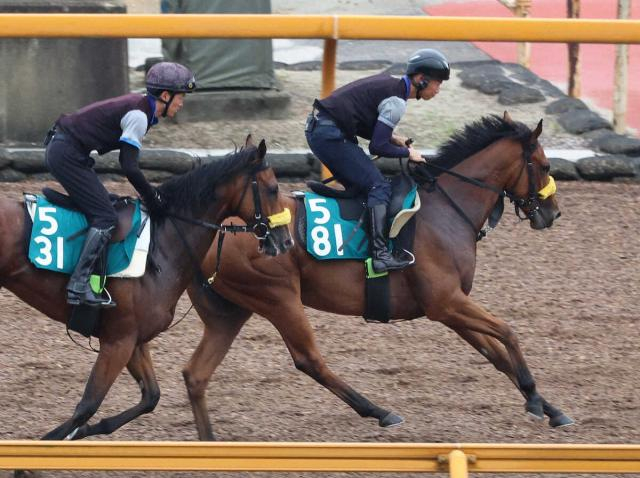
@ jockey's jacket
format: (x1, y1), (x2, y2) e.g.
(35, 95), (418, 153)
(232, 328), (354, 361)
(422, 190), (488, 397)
(57, 94), (157, 155)
(314, 74), (410, 142)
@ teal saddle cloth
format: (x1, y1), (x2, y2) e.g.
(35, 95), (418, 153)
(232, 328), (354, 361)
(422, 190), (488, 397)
(27, 195), (142, 275)
(302, 186), (417, 261)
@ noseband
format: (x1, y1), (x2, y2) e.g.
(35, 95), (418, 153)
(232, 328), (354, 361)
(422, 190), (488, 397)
(508, 142), (557, 223)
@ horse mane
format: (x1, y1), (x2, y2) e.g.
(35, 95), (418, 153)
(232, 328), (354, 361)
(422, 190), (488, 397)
(425, 115), (532, 176)
(157, 146), (258, 215)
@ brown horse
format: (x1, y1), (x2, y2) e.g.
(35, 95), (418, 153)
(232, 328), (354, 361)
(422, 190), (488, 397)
(0, 138), (292, 442)
(178, 113), (574, 440)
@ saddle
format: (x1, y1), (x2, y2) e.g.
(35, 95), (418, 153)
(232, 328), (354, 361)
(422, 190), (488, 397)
(42, 187), (138, 243)
(296, 170), (419, 257)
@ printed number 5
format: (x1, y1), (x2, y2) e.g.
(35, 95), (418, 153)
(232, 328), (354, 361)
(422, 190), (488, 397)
(38, 206), (58, 235)
(308, 198), (330, 224)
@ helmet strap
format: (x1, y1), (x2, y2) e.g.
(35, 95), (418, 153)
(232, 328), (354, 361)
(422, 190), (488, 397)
(158, 92), (177, 118)
(411, 76), (429, 100)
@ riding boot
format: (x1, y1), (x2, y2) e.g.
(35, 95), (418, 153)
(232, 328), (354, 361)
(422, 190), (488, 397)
(369, 204), (412, 273)
(66, 226), (115, 307)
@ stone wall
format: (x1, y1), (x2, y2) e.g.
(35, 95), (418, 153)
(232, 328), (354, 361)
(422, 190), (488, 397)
(0, 0), (128, 145)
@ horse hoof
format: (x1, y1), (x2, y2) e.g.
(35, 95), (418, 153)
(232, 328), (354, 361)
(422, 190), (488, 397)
(549, 413), (575, 428)
(525, 402), (544, 420)
(14, 470), (39, 478)
(379, 412), (404, 427)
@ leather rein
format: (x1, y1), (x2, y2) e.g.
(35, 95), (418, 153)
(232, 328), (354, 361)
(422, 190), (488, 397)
(413, 141), (556, 241)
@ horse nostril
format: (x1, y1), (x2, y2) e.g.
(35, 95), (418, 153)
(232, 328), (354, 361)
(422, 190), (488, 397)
(555, 211), (562, 219)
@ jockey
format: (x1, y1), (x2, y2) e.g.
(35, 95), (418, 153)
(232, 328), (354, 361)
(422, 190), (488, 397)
(44, 61), (196, 307)
(305, 49), (450, 273)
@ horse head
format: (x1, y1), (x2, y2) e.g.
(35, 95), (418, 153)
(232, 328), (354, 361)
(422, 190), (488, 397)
(224, 135), (294, 256)
(503, 111), (560, 230)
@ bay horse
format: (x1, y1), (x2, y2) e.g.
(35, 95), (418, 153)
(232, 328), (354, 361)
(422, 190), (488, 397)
(180, 112), (573, 440)
(0, 137), (293, 442)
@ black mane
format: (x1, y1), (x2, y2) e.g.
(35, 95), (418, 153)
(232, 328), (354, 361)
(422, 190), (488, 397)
(428, 115), (532, 173)
(157, 146), (258, 215)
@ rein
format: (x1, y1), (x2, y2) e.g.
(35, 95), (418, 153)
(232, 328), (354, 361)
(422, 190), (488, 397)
(413, 141), (555, 240)
(159, 166), (291, 331)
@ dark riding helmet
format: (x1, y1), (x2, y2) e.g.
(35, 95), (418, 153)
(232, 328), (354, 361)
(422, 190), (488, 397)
(145, 62), (196, 95)
(406, 49), (450, 82)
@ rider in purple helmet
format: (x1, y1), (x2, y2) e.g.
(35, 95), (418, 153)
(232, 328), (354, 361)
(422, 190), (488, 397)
(306, 49), (450, 273)
(44, 62), (196, 307)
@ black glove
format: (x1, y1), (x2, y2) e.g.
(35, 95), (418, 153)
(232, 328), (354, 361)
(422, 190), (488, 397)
(142, 188), (166, 216)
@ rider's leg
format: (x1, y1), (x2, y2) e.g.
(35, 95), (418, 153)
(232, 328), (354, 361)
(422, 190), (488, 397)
(45, 137), (118, 306)
(367, 186), (411, 273)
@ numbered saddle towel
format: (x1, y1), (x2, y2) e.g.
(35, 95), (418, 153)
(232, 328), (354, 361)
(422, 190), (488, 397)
(25, 194), (150, 277)
(300, 184), (419, 261)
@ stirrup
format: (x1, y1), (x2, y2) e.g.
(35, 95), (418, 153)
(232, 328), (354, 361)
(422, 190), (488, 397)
(67, 288), (116, 308)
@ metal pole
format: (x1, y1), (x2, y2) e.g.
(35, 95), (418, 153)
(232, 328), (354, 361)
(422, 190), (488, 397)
(613, 0), (630, 133)
(320, 38), (337, 180)
(448, 450), (469, 478)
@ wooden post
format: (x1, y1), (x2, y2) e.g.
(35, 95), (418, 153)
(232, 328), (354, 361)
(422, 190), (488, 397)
(320, 38), (337, 180)
(497, 0), (531, 67)
(515, 0), (531, 68)
(613, 0), (630, 133)
(567, 0), (581, 98)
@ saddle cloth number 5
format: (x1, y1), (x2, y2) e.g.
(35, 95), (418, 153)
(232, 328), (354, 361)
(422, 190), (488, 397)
(33, 206), (65, 269)
(308, 198), (345, 257)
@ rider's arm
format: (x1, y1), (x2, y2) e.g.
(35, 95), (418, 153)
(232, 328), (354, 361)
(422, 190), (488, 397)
(369, 122), (410, 158)
(118, 110), (156, 201)
(118, 142), (156, 201)
(368, 96), (410, 158)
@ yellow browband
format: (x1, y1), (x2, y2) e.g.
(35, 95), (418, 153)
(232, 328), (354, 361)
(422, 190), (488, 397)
(267, 207), (292, 228)
(538, 176), (556, 200)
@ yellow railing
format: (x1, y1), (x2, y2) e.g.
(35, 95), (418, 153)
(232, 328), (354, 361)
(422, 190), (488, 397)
(1, 14), (640, 43)
(0, 442), (639, 476)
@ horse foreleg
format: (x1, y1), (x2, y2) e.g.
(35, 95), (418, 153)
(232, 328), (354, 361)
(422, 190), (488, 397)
(42, 336), (137, 440)
(452, 328), (573, 427)
(184, 286), (252, 440)
(71, 343), (161, 439)
(273, 306), (403, 428)
(436, 295), (547, 420)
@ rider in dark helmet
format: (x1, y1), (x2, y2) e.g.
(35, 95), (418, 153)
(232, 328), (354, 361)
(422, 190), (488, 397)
(305, 48), (450, 273)
(44, 61), (196, 307)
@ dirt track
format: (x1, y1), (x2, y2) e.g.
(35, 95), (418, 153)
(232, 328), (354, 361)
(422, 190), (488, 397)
(0, 179), (638, 478)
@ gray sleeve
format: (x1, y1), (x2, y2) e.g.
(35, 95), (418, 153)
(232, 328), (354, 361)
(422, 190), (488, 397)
(377, 96), (407, 129)
(119, 110), (148, 149)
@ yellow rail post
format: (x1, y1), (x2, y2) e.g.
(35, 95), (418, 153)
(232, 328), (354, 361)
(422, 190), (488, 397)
(320, 37), (337, 180)
(448, 450), (469, 478)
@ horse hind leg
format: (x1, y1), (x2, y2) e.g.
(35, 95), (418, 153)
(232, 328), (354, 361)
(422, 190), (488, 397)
(71, 343), (160, 439)
(273, 305), (403, 428)
(452, 327), (574, 428)
(184, 284), (252, 441)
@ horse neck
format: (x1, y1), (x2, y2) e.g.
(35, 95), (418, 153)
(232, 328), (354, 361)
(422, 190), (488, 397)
(158, 196), (231, 294)
(433, 138), (524, 233)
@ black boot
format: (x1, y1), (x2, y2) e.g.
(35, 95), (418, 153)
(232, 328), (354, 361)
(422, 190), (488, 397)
(67, 226), (115, 307)
(369, 204), (412, 273)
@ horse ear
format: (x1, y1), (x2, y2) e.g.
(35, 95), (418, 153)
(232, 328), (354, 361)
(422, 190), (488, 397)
(245, 134), (255, 148)
(531, 119), (543, 141)
(257, 139), (267, 159)
(503, 111), (514, 125)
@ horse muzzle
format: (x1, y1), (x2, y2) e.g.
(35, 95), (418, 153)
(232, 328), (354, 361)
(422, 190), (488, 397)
(258, 225), (294, 256)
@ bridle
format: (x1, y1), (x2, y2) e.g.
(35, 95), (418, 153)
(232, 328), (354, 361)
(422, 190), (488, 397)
(166, 162), (291, 285)
(413, 139), (556, 240)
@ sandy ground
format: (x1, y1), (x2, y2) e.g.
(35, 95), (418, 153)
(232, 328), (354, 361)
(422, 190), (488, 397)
(0, 178), (638, 478)
(0, 2), (637, 477)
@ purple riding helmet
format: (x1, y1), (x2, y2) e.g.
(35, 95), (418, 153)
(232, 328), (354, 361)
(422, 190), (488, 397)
(146, 62), (196, 116)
